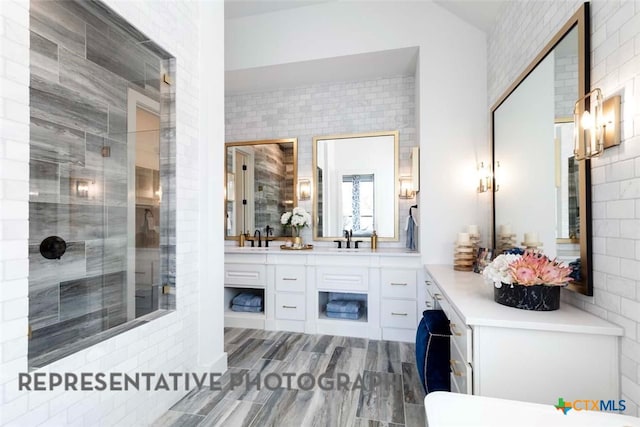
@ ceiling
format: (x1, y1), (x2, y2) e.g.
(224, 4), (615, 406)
(224, 0), (506, 33)
(224, 1), (506, 94)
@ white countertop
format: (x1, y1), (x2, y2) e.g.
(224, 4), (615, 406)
(425, 265), (623, 336)
(225, 246), (420, 257)
(424, 392), (640, 427)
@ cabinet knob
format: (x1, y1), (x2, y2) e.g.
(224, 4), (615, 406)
(282, 305), (297, 309)
(391, 312), (408, 316)
(282, 277), (297, 281)
(425, 280), (433, 286)
(433, 293), (443, 301)
(449, 359), (464, 377)
(425, 301), (432, 308)
(390, 282), (407, 286)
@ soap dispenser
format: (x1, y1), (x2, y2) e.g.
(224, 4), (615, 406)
(371, 230), (378, 251)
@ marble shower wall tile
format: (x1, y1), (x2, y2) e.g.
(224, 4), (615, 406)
(30, 31), (59, 82)
(29, 308), (107, 361)
(59, 46), (129, 108)
(29, 284), (59, 329)
(30, 0), (86, 57)
(29, 160), (59, 203)
(86, 237), (127, 276)
(29, 241), (86, 292)
(59, 271), (126, 322)
(31, 75), (109, 137)
(86, 22), (154, 90)
(30, 202), (106, 244)
(30, 115), (86, 166)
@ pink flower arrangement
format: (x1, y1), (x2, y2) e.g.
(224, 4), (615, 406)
(483, 250), (573, 288)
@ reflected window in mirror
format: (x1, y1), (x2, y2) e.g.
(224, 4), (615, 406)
(225, 138), (298, 240)
(492, 4), (591, 295)
(341, 174), (375, 236)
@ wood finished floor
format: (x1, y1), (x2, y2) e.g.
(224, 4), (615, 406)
(153, 328), (426, 427)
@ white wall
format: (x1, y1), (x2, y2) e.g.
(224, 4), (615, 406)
(488, 0), (640, 417)
(225, 75), (416, 247)
(225, 1), (488, 262)
(0, 1), (225, 426)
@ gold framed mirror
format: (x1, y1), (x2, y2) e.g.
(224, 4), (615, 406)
(224, 138), (298, 240)
(312, 131), (399, 241)
(491, 3), (592, 295)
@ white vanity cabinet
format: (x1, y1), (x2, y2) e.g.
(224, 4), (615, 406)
(273, 261), (308, 332)
(223, 258), (267, 329)
(224, 248), (421, 342)
(380, 268), (419, 342)
(425, 265), (623, 405)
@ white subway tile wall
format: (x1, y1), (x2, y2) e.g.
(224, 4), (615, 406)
(0, 1), (222, 426)
(488, 0), (640, 416)
(225, 76), (417, 247)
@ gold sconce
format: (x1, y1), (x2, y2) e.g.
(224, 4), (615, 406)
(494, 161), (501, 192)
(477, 161), (492, 193)
(298, 179), (311, 201)
(573, 88), (621, 160)
(399, 176), (415, 199)
(76, 180), (89, 198)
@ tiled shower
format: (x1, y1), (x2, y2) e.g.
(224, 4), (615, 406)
(27, 0), (175, 367)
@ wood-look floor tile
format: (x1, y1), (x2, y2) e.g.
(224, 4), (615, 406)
(324, 346), (367, 381)
(227, 338), (274, 369)
(166, 329), (425, 427)
(282, 351), (330, 389)
(353, 418), (404, 427)
(365, 341), (403, 374)
(151, 410), (203, 427)
(401, 362), (425, 404)
(262, 332), (307, 361)
(356, 371), (405, 425)
(199, 398), (262, 427)
(248, 388), (314, 427)
(225, 360), (285, 404)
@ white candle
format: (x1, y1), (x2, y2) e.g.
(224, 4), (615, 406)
(458, 232), (470, 244)
(500, 224), (511, 235)
(524, 232), (538, 244)
(467, 225), (479, 235)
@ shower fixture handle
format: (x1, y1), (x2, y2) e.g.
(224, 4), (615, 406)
(40, 236), (67, 260)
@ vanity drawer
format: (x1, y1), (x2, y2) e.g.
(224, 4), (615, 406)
(275, 293), (306, 321)
(316, 267), (368, 291)
(381, 269), (417, 299)
(224, 264), (266, 287)
(381, 299), (417, 329)
(438, 296), (472, 364)
(450, 339), (472, 394)
(275, 265), (306, 292)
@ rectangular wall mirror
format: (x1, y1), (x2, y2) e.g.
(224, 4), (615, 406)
(492, 3), (592, 295)
(225, 138), (298, 239)
(313, 131), (399, 241)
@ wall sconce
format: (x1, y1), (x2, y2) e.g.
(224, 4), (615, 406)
(573, 88), (621, 160)
(76, 180), (89, 198)
(298, 179), (311, 201)
(399, 176), (415, 199)
(477, 161), (492, 193)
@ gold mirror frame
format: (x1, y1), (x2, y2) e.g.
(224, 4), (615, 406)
(224, 138), (298, 241)
(312, 130), (400, 242)
(491, 3), (591, 296)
